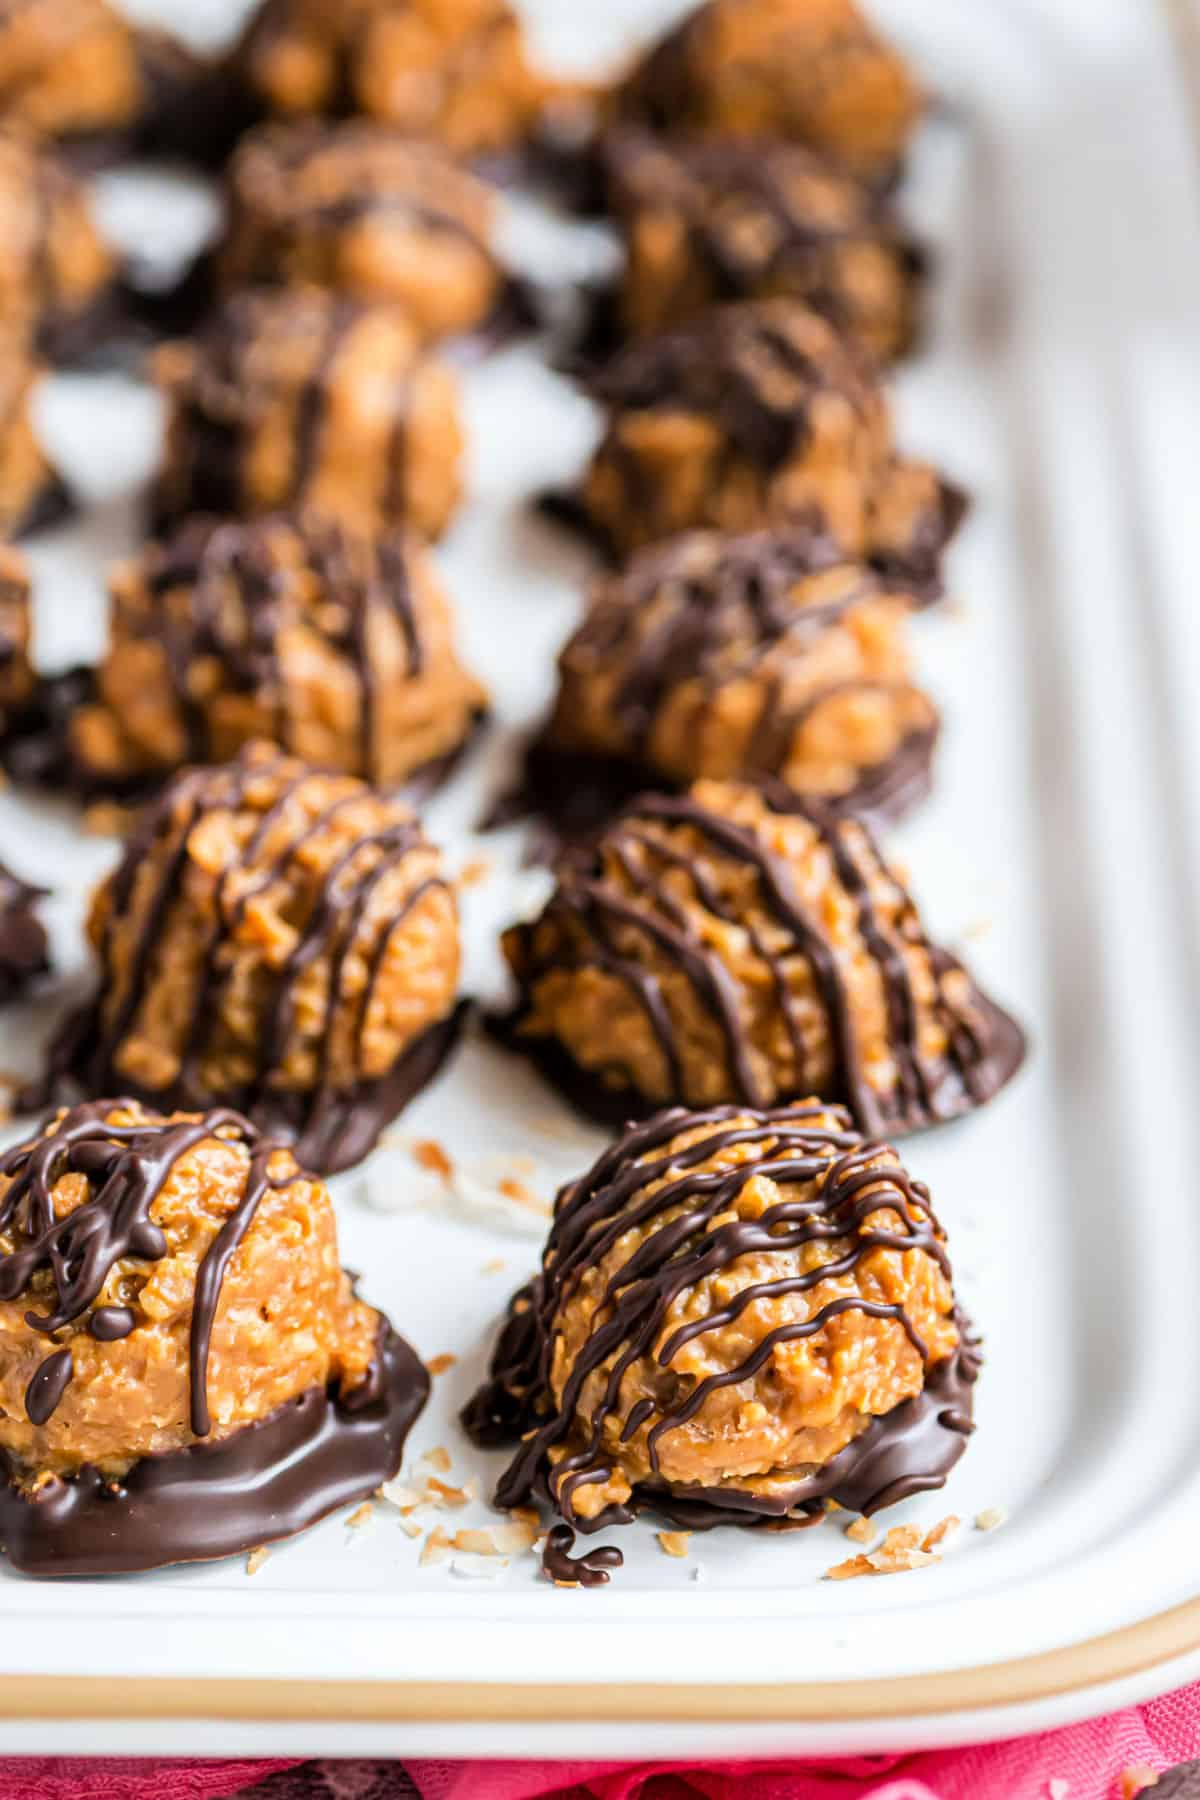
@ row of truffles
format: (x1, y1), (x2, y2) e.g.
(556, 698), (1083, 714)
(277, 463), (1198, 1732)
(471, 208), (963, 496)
(229, 0), (919, 181)
(474, 0), (985, 1582)
(0, 1098), (429, 1574)
(0, 1089), (975, 1580)
(232, 0), (546, 159)
(0, 0), (1010, 1586)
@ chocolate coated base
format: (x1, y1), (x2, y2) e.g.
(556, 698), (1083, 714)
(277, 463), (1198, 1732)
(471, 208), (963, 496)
(467, 1331), (979, 1539)
(484, 717), (938, 853)
(0, 1324), (429, 1576)
(531, 484), (968, 605)
(31, 1002), (468, 1177)
(487, 988), (1025, 1141)
(633, 1336), (980, 1529)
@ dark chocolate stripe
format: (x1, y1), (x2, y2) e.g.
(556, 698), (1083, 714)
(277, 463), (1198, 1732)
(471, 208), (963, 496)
(0, 1103), (288, 1433)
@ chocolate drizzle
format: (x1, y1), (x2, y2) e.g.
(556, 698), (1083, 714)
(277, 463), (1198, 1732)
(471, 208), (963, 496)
(226, 119), (496, 265)
(0, 1101), (288, 1429)
(593, 303), (874, 479)
(0, 1322), (429, 1575)
(541, 1523), (623, 1587)
(501, 786), (1025, 1138)
(37, 748), (463, 1174)
(24, 1348), (72, 1426)
(123, 514), (425, 783)
(463, 1102), (979, 1541)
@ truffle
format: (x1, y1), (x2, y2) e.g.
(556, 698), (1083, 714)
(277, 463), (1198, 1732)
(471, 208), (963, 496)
(499, 779), (1024, 1137)
(0, 128), (116, 360)
(0, 332), (68, 539)
(0, 1099), (428, 1574)
(40, 743), (464, 1173)
(463, 1099), (977, 1568)
(221, 122), (503, 342)
(70, 513), (487, 792)
(577, 299), (962, 587)
(0, 0), (223, 163)
(616, 0), (922, 187)
(234, 0), (542, 159)
(152, 288), (463, 540)
(0, 855), (48, 1001)
(0, 0), (142, 150)
(604, 129), (923, 362)
(538, 528), (937, 824)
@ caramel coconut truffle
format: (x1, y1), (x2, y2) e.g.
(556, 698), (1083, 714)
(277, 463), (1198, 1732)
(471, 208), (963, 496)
(0, 129), (116, 360)
(42, 744), (464, 1174)
(578, 300), (962, 586)
(0, 856), (48, 1001)
(464, 1100), (977, 1575)
(221, 122), (503, 343)
(500, 780), (1024, 1138)
(71, 515), (487, 792)
(540, 529), (938, 823)
(0, 1099), (428, 1574)
(152, 288), (463, 541)
(604, 130), (923, 363)
(0, 0), (225, 162)
(0, 0), (142, 148)
(235, 0), (542, 159)
(0, 333), (67, 539)
(616, 0), (922, 187)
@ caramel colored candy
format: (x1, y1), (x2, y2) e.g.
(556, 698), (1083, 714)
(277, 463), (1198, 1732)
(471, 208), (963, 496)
(618, 0), (922, 185)
(465, 1100), (976, 1540)
(236, 0), (542, 158)
(72, 514), (486, 791)
(43, 744), (463, 1173)
(502, 779), (1024, 1136)
(606, 129), (922, 362)
(580, 300), (961, 587)
(221, 122), (501, 342)
(153, 288), (464, 540)
(545, 528), (936, 818)
(0, 1099), (429, 1573)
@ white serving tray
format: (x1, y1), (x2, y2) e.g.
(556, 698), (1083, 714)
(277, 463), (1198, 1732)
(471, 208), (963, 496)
(0, 0), (1198, 1762)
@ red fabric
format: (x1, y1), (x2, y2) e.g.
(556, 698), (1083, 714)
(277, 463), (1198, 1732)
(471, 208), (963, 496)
(0, 1758), (295, 1799)
(0, 1681), (1196, 1800)
(406, 1679), (1200, 1799)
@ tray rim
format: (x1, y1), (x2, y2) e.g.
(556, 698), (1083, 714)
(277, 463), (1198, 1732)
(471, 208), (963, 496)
(2, 1592), (1200, 1724)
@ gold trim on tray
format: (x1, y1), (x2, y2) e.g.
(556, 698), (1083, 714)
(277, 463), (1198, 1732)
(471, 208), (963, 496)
(5, 1594), (1200, 1722)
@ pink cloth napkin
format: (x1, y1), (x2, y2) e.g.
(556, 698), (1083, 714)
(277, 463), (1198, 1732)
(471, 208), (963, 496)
(1, 1681), (1196, 1800)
